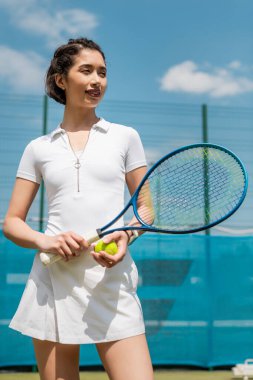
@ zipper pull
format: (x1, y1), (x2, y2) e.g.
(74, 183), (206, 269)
(74, 158), (81, 169)
(74, 158), (81, 192)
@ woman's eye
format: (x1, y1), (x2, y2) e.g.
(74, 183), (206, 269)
(81, 69), (90, 74)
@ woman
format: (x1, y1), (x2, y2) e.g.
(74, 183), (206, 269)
(3, 38), (154, 380)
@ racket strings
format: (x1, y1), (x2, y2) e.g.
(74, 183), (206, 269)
(136, 147), (246, 231)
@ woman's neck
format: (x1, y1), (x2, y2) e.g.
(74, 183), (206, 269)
(61, 106), (100, 132)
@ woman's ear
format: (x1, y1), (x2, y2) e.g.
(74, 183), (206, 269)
(55, 74), (66, 91)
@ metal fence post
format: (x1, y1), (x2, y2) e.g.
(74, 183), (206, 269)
(202, 103), (208, 144)
(202, 104), (210, 237)
(202, 103), (214, 367)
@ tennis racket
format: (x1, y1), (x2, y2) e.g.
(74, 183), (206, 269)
(40, 143), (248, 265)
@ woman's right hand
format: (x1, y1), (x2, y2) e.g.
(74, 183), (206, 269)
(36, 231), (89, 261)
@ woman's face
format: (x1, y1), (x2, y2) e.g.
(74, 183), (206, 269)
(61, 48), (107, 109)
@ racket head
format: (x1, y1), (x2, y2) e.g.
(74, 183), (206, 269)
(131, 143), (248, 234)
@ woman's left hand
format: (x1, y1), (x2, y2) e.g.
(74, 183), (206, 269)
(90, 231), (129, 268)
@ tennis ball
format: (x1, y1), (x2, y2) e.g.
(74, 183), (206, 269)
(105, 241), (118, 255)
(94, 240), (118, 255)
(94, 240), (106, 253)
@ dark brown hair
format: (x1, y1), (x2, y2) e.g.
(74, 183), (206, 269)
(45, 38), (106, 105)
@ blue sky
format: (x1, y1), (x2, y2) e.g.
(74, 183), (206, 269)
(0, 0), (252, 106)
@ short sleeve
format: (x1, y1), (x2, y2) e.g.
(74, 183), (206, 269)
(125, 128), (147, 173)
(16, 142), (42, 184)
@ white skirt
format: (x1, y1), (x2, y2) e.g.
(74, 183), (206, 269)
(9, 248), (145, 344)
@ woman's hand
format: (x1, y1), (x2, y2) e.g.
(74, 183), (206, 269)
(36, 231), (89, 261)
(90, 231), (129, 268)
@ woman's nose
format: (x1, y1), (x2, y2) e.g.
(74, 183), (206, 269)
(90, 71), (100, 84)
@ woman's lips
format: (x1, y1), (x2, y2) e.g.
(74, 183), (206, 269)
(85, 89), (101, 98)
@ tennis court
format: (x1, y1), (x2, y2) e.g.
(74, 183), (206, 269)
(1, 96), (253, 374)
(0, 369), (233, 380)
(0, 0), (253, 378)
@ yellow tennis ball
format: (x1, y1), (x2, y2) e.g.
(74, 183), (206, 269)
(94, 240), (106, 253)
(104, 241), (118, 255)
(94, 240), (118, 255)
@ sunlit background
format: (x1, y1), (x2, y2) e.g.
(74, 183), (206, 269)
(0, 0), (253, 371)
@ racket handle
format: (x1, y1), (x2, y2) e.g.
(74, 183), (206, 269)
(39, 230), (100, 266)
(40, 252), (59, 265)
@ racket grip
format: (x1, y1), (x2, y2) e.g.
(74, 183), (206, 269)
(39, 230), (100, 266)
(40, 252), (59, 265)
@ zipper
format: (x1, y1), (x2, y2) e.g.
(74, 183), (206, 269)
(74, 157), (81, 192)
(66, 129), (93, 193)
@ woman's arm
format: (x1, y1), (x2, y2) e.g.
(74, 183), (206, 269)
(125, 165), (148, 239)
(126, 166), (147, 198)
(91, 166), (147, 268)
(3, 178), (43, 248)
(3, 178), (88, 260)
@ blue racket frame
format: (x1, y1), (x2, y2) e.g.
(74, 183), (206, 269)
(97, 143), (248, 238)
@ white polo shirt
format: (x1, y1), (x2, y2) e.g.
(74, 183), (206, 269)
(9, 118), (147, 344)
(17, 118), (146, 236)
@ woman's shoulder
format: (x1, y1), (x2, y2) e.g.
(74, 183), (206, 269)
(25, 133), (51, 149)
(32, 133), (52, 143)
(107, 120), (138, 136)
(26, 124), (62, 147)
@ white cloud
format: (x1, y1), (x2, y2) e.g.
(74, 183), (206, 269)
(160, 61), (253, 98)
(0, 1), (98, 47)
(228, 61), (241, 70)
(0, 1), (99, 93)
(0, 46), (46, 93)
(17, 9), (98, 47)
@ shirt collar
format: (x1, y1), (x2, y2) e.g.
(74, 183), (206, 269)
(50, 118), (109, 140)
